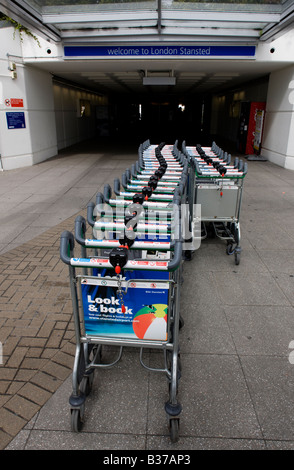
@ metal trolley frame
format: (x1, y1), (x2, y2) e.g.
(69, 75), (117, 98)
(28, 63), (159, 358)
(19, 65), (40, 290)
(60, 141), (186, 442)
(182, 142), (248, 265)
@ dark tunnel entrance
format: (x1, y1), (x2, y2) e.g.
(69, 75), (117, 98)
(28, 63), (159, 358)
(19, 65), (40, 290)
(99, 94), (212, 148)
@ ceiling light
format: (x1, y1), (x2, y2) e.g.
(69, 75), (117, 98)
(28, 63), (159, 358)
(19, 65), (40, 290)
(143, 77), (176, 85)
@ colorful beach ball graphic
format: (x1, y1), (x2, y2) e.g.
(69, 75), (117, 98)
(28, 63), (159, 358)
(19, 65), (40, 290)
(133, 304), (168, 340)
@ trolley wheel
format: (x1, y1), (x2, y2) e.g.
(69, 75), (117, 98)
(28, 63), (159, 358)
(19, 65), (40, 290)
(235, 252), (240, 265)
(233, 223), (240, 245)
(167, 350), (182, 373)
(226, 243), (234, 255)
(167, 351), (181, 396)
(206, 222), (215, 238)
(184, 250), (192, 261)
(179, 315), (184, 330)
(71, 409), (83, 433)
(80, 373), (94, 397)
(89, 345), (102, 363)
(169, 418), (180, 443)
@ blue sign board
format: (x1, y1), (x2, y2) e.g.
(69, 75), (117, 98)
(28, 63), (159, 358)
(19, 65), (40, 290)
(6, 112), (26, 129)
(81, 269), (169, 340)
(64, 45), (255, 58)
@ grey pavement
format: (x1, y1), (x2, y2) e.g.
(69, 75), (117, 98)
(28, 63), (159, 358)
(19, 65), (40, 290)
(1, 138), (294, 451)
(0, 140), (137, 255)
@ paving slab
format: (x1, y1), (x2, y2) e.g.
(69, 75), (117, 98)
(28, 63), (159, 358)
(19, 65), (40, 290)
(1, 142), (294, 451)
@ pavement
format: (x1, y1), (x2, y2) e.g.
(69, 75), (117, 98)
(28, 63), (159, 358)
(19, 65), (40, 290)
(0, 138), (294, 451)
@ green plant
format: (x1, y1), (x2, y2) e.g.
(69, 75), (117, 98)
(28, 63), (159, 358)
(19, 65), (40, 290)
(0, 12), (41, 46)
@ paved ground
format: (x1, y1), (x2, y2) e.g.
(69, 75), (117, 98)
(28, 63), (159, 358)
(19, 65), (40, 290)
(1, 138), (294, 451)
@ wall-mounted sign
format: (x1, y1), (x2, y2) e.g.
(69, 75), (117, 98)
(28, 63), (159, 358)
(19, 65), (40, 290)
(5, 98), (24, 107)
(64, 45), (255, 58)
(6, 112), (26, 129)
(11, 98), (24, 107)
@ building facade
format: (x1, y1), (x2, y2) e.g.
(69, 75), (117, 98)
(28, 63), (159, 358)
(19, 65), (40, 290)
(1, 0), (294, 170)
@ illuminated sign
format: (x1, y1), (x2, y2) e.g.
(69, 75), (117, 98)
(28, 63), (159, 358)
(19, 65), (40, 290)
(64, 45), (255, 58)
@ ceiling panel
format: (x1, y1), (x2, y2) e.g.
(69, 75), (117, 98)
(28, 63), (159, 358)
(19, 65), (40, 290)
(4, 0), (293, 43)
(3, 0), (293, 98)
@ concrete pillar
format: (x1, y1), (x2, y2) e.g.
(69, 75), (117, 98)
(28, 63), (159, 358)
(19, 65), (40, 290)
(262, 65), (294, 170)
(0, 27), (57, 170)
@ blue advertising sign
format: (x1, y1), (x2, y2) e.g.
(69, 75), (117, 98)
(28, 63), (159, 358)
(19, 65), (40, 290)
(6, 112), (26, 129)
(64, 45), (255, 58)
(81, 270), (169, 340)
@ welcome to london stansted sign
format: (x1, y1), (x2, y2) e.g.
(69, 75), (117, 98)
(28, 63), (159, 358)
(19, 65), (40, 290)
(64, 45), (255, 58)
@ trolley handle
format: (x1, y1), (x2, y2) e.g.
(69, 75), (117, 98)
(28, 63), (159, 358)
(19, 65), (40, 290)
(106, 181), (182, 205)
(114, 178), (121, 196)
(121, 172), (128, 189)
(139, 153), (145, 170)
(87, 201), (96, 227)
(103, 183), (112, 203)
(87, 193), (116, 226)
(60, 230), (182, 271)
(87, 197), (118, 227)
(131, 163), (137, 178)
(243, 161), (248, 176)
(194, 160), (203, 175)
(75, 215), (87, 244)
(75, 215), (175, 250)
(96, 192), (104, 206)
(60, 230), (75, 265)
(88, 193), (180, 225)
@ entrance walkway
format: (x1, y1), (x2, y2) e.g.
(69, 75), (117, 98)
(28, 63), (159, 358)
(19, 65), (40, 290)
(1, 139), (294, 450)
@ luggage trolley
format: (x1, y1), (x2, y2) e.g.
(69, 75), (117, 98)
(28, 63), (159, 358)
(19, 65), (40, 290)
(85, 140), (183, 276)
(60, 141), (184, 442)
(98, 141), (192, 261)
(60, 231), (182, 441)
(114, 141), (194, 262)
(138, 140), (197, 258)
(182, 142), (248, 265)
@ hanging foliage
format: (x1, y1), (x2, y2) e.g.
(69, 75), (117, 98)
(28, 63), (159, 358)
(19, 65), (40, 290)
(0, 12), (41, 47)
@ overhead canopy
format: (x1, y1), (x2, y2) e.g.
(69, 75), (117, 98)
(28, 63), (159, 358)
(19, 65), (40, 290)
(1, 1), (294, 97)
(2, 0), (294, 43)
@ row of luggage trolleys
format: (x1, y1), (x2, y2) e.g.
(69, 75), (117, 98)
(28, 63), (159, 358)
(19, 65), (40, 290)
(60, 139), (248, 442)
(182, 141), (248, 266)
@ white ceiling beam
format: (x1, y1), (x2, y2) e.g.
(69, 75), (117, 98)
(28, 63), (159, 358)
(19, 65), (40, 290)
(42, 10), (279, 26)
(259, 7), (294, 41)
(162, 21), (265, 29)
(52, 20), (156, 30)
(159, 27), (260, 38)
(60, 26), (260, 40)
(62, 36), (257, 45)
(161, 10), (280, 23)
(42, 11), (157, 24)
(56, 20), (265, 31)
(61, 29), (158, 39)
